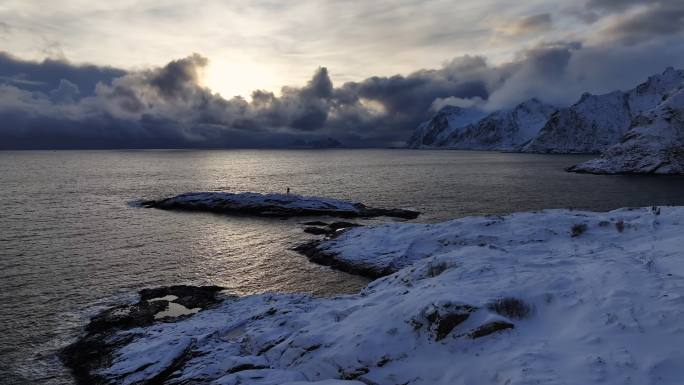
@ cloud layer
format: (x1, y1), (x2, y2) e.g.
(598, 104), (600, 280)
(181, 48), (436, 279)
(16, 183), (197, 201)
(1, 0), (684, 149)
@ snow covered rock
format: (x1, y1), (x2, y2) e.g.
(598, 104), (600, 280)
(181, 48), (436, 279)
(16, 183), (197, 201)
(141, 192), (420, 219)
(407, 99), (555, 150)
(407, 105), (487, 148)
(523, 67), (684, 154)
(569, 85), (684, 174)
(65, 206), (684, 385)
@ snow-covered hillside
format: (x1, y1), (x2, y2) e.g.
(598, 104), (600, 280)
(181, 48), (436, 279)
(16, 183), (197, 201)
(523, 67), (684, 153)
(70, 206), (684, 385)
(407, 105), (486, 148)
(447, 98), (556, 150)
(568, 86), (684, 174)
(407, 99), (555, 150)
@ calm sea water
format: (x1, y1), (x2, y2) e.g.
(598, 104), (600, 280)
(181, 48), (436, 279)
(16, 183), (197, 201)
(3, 149), (684, 384)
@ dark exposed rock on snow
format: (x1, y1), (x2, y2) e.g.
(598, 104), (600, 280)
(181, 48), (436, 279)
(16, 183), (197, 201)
(141, 192), (419, 219)
(302, 221), (362, 236)
(303, 226), (331, 235)
(294, 240), (389, 279)
(59, 285), (225, 385)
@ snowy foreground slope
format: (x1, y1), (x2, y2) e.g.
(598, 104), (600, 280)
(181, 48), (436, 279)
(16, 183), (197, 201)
(81, 206), (684, 385)
(568, 86), (684, 174)
(141, 192), (419, 219)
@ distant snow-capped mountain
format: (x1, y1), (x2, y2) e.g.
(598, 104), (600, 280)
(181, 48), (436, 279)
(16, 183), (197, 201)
(522, 67), (684, 153)
(407, 105), (487, 149)
(568, 85), (684, 175)
(407, 99), (556, 150)
(407, 67), (684, 156)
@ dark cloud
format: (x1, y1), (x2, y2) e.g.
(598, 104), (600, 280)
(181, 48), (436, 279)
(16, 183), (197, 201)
(585, 0), (648, 12)
(0, 51), (126, 96)
(147, 53), (207, 100)
(0, 52), (501, 148)
(602, 1), (684, 44)
(1, 27), (684, 149)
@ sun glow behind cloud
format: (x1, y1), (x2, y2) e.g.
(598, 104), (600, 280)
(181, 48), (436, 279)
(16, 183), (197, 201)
(203, 56), (284, 99)
(0, 0), (573, 98)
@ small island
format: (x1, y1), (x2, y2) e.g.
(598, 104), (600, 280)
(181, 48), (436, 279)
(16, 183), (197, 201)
(140, 192), (420, 219)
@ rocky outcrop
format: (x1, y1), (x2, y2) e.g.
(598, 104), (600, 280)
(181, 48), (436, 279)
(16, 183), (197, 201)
(141, 192), (420, 219)
(60, 285), (225, 385)
(302, 221), (361, 236)
(294, 240), (390, 279)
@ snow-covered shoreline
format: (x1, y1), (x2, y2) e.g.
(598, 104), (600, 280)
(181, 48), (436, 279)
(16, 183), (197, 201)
(62, 206), (684, 385)
(140, 192), (420, 219)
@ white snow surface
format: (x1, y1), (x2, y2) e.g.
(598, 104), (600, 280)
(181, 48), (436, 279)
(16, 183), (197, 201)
(159, 192), (363, 213)
(570, 85), (684, 174)
(99, 206), (684, 385)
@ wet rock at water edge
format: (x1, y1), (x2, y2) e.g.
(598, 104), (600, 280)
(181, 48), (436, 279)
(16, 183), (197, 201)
(59, 285), (227, 385)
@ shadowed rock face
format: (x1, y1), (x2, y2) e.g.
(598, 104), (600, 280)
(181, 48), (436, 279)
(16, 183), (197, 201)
(140, 192), (420, 219)
(59, 285), (226, 385)
(294, 240), (392, 279)
(302, 221), (362, 236)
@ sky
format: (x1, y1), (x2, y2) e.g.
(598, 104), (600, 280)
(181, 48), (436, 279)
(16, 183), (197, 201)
(1, 0), (684, 148)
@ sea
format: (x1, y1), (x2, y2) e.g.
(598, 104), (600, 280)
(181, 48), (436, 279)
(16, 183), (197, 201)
(2, 149), (684, 384)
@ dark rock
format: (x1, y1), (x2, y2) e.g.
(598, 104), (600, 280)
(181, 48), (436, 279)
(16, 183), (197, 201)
(139, 285), (224, 309)
(434, 313), (471, 341)
(60, 285), (226, 385)
(419, 304), (478, 341)
(302, 221), (329, 226)
(328, 221), (361, 231)
(469, 321), (515, 339)
(487, 297), (532, 320)
(303, 221), (362, 236)
(360, 207), (420, 219)
(293, 241), (390, 279)
(304, 226), (332, 235)
(571, 223), (588, 237)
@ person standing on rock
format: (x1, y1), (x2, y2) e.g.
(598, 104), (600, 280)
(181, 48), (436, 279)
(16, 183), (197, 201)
(286, 187), (290, 195)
